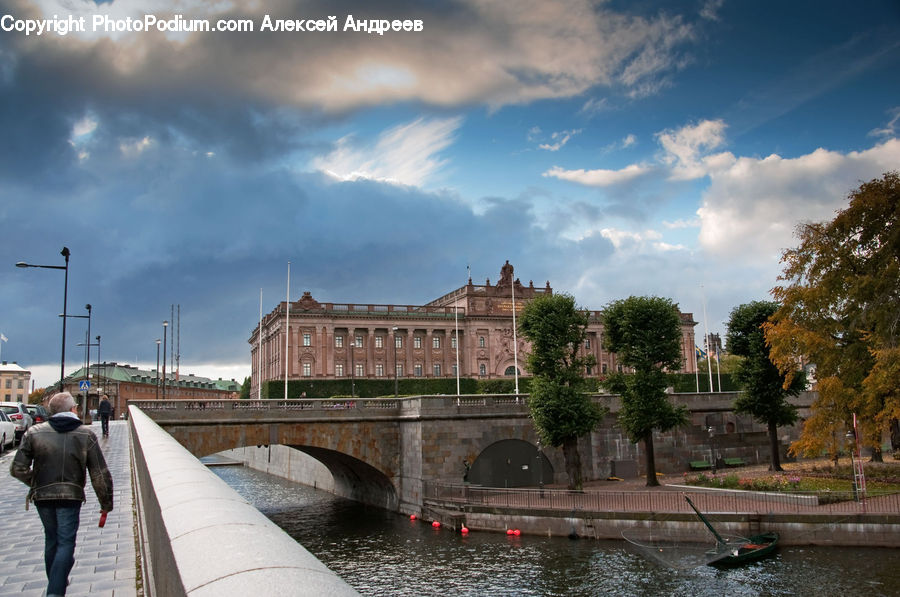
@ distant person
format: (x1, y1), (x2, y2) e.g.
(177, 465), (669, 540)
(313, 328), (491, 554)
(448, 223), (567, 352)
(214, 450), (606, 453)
(97, 395), (112, 437)
(10, 392), (113, 597)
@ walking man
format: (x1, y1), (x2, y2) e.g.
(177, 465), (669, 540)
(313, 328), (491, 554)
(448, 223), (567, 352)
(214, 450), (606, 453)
(10, 392), (113, 597)
(97, 394), (112, 437)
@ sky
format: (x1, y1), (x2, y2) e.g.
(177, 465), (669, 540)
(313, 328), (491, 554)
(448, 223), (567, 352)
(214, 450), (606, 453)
(1, 0), (898, 391)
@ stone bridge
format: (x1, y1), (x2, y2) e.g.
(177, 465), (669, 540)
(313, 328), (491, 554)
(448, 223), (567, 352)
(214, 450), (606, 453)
(130, 392), (816, 515)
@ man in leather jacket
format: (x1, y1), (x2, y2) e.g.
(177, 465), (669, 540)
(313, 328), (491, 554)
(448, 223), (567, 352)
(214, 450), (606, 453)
(10, 392), (113, 597)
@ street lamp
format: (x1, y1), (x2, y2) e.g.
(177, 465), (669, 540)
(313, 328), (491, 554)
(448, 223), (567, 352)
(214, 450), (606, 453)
(16, 246), (70, 391)
(348, 330), (356, 398)
(69, 304), (92, 398)
(162, 321), (168, 400)
(708, 426), (716, 475)
(392, 326), (399, 398)
(155, 338), (161, 400)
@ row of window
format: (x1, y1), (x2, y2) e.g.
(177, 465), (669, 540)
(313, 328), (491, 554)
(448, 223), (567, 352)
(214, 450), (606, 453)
(306, 362), (464, 378)
(311, 333), (462, 350)
(4, 379), (25, 389)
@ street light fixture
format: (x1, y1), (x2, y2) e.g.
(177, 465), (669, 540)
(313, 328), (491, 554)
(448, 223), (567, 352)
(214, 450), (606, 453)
(16, 247), (70, 391)
(155, 338), (161, 400)
(392, 326), (399, 398)
(162, 321), (168, 400)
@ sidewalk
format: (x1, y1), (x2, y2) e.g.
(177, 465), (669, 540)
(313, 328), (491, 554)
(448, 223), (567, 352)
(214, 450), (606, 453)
(0, 420), (138, 596)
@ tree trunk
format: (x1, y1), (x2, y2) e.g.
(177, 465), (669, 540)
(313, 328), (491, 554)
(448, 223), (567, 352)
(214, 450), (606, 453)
(562, 436), (583, 490)
(644, 432), (659, 487)
(871, 445), (884, 463)
(891, 419), (900, 453)
(768, 420), (783, 472)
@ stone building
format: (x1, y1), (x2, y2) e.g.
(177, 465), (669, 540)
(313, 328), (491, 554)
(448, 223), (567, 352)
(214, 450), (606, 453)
(249, 262), (699, 397)
(0, 361), (31, 402)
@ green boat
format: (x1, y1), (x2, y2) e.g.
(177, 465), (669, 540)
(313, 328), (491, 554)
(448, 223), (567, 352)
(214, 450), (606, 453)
(683, 494), (780, 567)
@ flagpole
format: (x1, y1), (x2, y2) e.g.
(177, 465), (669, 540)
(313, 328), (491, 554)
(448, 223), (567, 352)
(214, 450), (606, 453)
(512, 275), (519, 399)
(0, 333), (6, 362)
(285, 262), (290, 401)
(258, 288), (263, 400)
(700, 285), (714, 393)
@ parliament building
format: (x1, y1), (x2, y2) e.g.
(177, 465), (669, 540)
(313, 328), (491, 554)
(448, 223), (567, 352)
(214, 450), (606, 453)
(249, 262), (699, 396)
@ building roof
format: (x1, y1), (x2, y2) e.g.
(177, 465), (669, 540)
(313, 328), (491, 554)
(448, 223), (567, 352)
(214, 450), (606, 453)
(0, 361), (30, 374)
(65, 362), (240, 391)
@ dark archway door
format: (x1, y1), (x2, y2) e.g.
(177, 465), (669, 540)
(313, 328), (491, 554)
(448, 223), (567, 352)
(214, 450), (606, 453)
(504, 366), (520, 376)
(467, 439), (553, 488)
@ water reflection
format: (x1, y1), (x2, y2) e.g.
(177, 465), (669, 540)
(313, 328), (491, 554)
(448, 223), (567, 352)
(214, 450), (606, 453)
(213, 465), (900, 597)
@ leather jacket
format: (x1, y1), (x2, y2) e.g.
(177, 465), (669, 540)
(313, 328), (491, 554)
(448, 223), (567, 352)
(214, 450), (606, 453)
(10, 416), (114, 511)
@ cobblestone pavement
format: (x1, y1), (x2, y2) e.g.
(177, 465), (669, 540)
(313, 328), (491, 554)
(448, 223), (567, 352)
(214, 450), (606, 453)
(0, 420), (138, 597)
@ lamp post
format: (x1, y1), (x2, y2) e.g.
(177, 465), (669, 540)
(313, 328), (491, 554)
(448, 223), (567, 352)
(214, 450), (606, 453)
(392, 326), (399, 398)
(162, 321), (168, 400)
(708, 426), (716, 475)
(16, 247), (70, 391)
(349, 330), (356, 398)
(155, 338), (161, 400)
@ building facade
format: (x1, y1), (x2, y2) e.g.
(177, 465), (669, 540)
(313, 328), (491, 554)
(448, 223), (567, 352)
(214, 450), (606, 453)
(250, 262), (699, 397)
(0, 361), (31, 402)
(61, 362), (242, 417)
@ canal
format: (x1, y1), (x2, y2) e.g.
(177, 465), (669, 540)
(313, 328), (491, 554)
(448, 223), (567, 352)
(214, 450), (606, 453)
(212, 465), (900, 596)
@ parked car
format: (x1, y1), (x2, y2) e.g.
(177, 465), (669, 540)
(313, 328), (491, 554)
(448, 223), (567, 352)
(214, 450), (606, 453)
(0, 411), (15, 453)
(25, 404), (50, 425)
(0, 402), (34, 443)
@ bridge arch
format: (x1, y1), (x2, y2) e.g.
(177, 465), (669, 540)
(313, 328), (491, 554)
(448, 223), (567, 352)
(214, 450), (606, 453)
(290, 445), (398, 510)
(467, 439), (553, 488)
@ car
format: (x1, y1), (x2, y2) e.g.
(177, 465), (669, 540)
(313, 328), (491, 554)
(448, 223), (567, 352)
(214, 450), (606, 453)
(0, 411), (15, 453)
(25, 404), (50, 425)
(0, 402), (34, 443)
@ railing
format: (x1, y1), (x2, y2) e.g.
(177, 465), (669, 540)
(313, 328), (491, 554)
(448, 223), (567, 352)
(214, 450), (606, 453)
(423, 482), (900, 516)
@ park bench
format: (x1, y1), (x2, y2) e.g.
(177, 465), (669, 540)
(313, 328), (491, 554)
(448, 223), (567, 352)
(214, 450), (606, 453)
(723, 457), (746, 468)
(689, 460), (712, 471)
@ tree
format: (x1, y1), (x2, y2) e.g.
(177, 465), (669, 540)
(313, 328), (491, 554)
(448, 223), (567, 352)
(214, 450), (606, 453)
(726, 301), (806, 471)
(767, 172), (900, 461)
(601, 296), (688, 486)
(28, 387), (47, 404)
(518, 293), (605, 490)
(240, 376), (251, 400)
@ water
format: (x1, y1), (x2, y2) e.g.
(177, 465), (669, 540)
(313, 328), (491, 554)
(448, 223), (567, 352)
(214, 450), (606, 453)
(212, 466), (900, 596)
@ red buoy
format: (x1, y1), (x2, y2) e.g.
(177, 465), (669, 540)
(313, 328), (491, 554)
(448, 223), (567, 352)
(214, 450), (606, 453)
(513, 529), (521, 536)
(461, 526), (469, 534)
(410, 514), (417, 521)
(432, 521), (441, 528)
(506, 529), (514, 535)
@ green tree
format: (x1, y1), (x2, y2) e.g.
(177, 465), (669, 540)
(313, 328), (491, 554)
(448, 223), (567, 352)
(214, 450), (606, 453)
(239, 376), (251, 399)
(601, 296), (688, 486)
(726, 301), (806, 471)
(767, 172), (900, 461)
(518, 293), (605, 490)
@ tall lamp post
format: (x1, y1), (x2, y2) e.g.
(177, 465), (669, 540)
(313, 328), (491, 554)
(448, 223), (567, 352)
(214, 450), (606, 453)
(349, 330), (356, 398)
(155, 338), (161, 400)
(392, 326), (399, 398)
(70, 304), (92, 410)
(162, 321), (168, 400)
(16, 247), (70, 391)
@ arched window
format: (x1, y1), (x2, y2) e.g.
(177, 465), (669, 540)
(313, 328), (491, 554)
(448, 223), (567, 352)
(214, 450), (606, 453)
(504, 366), (519, 376)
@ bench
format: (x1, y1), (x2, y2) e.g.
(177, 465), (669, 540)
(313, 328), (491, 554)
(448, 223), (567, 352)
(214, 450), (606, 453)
(689, 460), (712, 471)
(723, 457), (746, 468)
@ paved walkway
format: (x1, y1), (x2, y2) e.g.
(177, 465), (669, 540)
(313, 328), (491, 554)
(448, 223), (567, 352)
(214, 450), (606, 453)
(0, 420), (139, 597)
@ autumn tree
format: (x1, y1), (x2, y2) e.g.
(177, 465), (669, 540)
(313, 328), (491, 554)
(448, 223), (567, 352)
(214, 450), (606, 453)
(766, 172), (900, 461)
(601, 296), (688, 486)
(726, 301), (806, 471)
(518, 293), (605, 490)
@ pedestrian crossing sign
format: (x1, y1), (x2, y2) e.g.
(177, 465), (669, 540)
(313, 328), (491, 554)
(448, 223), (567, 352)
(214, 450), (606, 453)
(79, 380), (90, 390)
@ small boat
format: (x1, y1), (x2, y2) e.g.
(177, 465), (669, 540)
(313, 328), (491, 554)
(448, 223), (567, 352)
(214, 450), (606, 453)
(683, 494), (779, 567)
(707, 531), (779, 567)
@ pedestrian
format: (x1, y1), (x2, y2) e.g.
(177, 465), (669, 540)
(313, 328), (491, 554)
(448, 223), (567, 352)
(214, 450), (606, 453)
(97, 394), (112, 437)
(10, 392), (113, 597)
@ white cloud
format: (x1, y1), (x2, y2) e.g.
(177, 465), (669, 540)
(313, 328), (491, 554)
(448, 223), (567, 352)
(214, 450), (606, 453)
(622, 133), (637, 148)
(313, 116), (462, 188)
(543, 163), (650, 187)
(869, 106), (900, 138)
(697, 138), (900, 264)
(657, 119), (730, 180)
(663, 217), (700, 229)
(119, 136), (153, 158)
(538, 129), (582, 151)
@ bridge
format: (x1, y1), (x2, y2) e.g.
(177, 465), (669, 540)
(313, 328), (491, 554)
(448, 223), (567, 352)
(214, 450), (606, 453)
(129, 391), (816, 514)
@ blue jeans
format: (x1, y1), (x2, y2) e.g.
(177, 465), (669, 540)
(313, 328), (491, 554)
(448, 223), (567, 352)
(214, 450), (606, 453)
(36, 501), (81, 596)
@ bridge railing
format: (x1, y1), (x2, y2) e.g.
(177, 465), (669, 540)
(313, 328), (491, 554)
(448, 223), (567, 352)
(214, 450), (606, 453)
(423, 481), (900, 516)
(129, 405), (360, 596)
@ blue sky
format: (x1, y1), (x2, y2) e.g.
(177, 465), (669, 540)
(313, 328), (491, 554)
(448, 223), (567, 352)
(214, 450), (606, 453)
(1, 0), (898, 389)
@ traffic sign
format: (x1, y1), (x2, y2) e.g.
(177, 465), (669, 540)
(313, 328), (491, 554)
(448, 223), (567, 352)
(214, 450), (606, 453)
(79, 380), (91, 390)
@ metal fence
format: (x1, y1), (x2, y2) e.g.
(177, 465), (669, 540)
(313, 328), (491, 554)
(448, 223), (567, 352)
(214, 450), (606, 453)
(423, 482), (900, 516)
